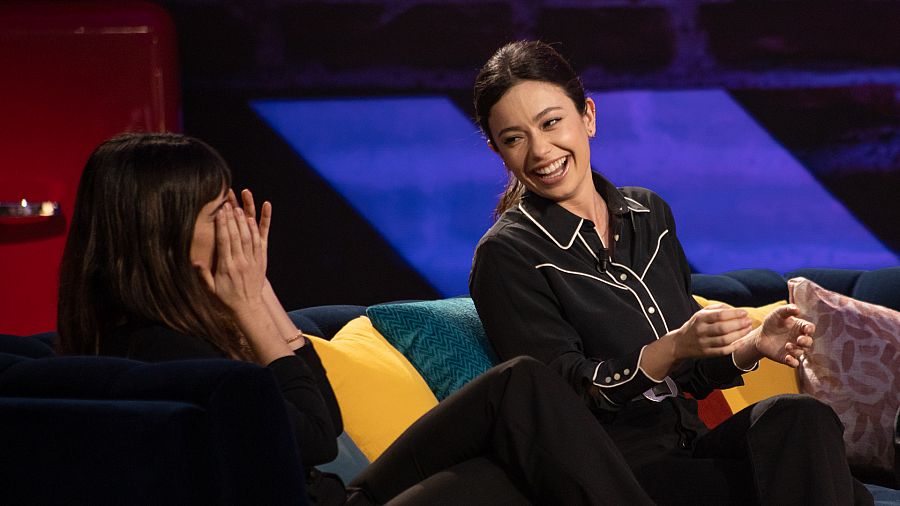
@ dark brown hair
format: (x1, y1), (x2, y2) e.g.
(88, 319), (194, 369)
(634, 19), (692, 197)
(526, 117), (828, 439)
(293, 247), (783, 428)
(473, 40), (587, 218)
(57, 132), (250, 359)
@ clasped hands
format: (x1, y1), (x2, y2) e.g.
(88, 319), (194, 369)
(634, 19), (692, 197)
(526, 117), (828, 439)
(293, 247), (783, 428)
(671, 303), (815, 370)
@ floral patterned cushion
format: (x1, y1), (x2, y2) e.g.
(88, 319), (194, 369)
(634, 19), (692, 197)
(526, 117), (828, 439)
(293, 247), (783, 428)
(789, 277), (900, 477)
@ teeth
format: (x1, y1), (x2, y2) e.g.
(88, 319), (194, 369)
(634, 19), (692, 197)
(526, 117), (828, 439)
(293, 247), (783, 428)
(535, 157), (567, 176)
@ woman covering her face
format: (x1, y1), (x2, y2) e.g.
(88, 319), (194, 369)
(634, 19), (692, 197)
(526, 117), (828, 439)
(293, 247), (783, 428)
(58, 132), (670, 505)
(470, 41), (873, 505)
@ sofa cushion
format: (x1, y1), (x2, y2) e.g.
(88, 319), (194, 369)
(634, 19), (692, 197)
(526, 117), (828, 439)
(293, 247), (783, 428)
(853, 267), (900, 312)
(290, 305), (368, 340)
(307, 316), (438, 461)
(785, 268), (863, 298)
(367, 297), (497, 400)
(790, 277), (900, 484)
(691, 269), (787, 307)
(721, 269), (789, 307)
(691, 274), (755, 307)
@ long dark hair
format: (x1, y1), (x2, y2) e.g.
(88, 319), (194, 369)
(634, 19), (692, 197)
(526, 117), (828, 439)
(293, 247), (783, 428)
(473, 40), (588, 218)
(57, 132), (250, 359)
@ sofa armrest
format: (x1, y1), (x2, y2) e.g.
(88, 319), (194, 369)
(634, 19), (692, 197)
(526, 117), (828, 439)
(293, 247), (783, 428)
(0, 353), (309, 505)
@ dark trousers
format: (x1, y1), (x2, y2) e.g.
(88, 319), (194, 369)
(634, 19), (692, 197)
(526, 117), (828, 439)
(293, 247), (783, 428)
(632, 394), (874, 506)
(349, 356), (654, 505)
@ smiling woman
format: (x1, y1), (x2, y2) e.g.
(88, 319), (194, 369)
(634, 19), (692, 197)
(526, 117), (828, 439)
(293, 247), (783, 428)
(470, 40), (873, 506)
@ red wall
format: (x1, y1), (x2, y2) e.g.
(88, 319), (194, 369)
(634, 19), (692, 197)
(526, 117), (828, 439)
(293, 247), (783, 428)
(0, 1), (180, 335)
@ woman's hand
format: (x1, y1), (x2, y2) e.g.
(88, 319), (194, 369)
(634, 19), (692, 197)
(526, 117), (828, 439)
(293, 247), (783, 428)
(670, 304), (753, 360)
(641, 304), (752, 380)
(228, 189), (306, 351)
(228, 189), (271, 272)
(197, 202), (267, 317)
(749, 304), (814, 368)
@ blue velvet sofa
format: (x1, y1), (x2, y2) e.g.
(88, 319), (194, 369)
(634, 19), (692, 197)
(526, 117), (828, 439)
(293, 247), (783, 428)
(0, 338), (308, 505)
(2, 267), (898, 504)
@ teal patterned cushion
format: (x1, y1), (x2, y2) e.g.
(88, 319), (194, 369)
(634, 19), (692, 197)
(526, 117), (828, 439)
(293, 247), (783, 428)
(366, 298), (498, 400)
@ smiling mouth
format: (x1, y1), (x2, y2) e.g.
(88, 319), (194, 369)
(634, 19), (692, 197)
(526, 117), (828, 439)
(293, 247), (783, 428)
(533, 156), (569, 182)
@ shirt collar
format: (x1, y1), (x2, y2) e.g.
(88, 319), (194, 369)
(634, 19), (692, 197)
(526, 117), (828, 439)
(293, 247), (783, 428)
(518, 171), (646, 249)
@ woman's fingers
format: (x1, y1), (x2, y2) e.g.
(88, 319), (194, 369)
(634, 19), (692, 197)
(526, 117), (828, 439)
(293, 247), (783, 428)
(697, 328), (748, 352)
(223, 203), (249, 271)
(248, 206), (263, 260)
(241, 189), (257, 219)
(695, 308), (751, 337)
(258, 201), (272, 244)
(233, 207), (254, 258)
(701, 307), (748, 322)
(215, 205), (234, 268)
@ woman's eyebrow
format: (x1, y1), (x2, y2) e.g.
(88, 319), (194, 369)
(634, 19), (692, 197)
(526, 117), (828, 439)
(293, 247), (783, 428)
(533, 106), (563, 122)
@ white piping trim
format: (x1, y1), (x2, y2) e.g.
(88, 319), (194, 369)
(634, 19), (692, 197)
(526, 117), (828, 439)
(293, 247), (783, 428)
(640, 229), (669, 280)
(623, 196), (650, 213)
(732, 352), (759, 372)
(638, 345), (666, 383)
(519, 203), (580, 249)
(593, 346), (663, 388)
(576, 231), (600, 261)
(534, 264), (628, 290)
(611, 260), (671, 333)
(603, 269), (661, 337)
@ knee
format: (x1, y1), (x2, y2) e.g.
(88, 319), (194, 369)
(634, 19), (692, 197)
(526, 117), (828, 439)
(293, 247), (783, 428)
(495, 355), (556, 388)
(498, 355), (546, 379)
(755, 394), (842, 430)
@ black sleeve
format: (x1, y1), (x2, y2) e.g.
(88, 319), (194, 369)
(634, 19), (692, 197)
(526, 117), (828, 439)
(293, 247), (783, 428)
(267, 355), (339, 465)
(294, 340), (343, 435)
(123, 326), (339, 465)
(470, 238), (661, 412)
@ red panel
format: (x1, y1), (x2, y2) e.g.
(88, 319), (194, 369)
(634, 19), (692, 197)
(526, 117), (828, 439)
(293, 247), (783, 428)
(0, 1), (180, 335)
(693, 390), (734, 429)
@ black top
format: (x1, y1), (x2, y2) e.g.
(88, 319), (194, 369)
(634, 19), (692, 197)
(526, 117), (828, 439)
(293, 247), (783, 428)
(102, 323), (342, 466)
(470, 172), (753, 462)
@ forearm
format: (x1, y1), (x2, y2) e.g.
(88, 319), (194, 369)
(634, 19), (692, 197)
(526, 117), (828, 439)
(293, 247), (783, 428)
(262, 279), (306, 351)
(732, 327), (763, 370)
(233, 300), (296, 365)
(638, 333), (680, 381)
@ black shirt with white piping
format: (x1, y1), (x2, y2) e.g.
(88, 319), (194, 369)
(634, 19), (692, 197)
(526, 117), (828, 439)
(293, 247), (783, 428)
(470, 171), (754, 462)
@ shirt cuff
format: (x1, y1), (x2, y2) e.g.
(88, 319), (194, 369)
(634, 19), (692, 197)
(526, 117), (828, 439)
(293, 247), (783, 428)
(590, 346), (662, 405)
(731, 352), (759, 373)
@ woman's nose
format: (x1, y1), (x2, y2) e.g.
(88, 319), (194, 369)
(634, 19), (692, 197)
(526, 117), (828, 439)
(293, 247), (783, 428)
(529, 132), (552, 158)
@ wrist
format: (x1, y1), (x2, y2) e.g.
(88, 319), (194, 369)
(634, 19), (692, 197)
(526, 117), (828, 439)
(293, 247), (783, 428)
(285, 329), (306, 350)
(733, 329), (762, 370)
(231, 299), (267, 320)
(661, 329), (685, 363)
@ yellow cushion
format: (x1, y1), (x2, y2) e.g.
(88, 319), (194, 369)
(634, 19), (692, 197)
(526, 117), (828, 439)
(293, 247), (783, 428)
(308, 316), (438, 460)
(692, 296), (800, 413)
